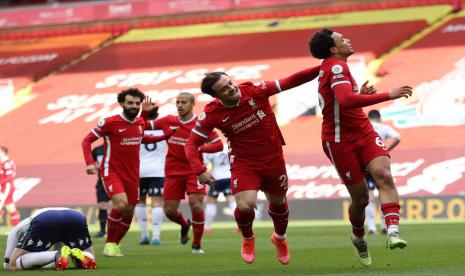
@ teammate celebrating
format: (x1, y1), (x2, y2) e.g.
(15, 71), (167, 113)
(135, 108), (168, 245)
(185, 66), (321, 265)
(203, 143), (236, 233)
(365, 110), (401, 235)
(82, 88), (173, 257)
(0, 146), (20, 227)
(142, 92), (223, 254)
(4, 208), (96, 271)
(309, 28), (411, 266)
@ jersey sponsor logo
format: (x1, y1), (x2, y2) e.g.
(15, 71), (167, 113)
(168, 136), (188, 146)
(198, 112), (206, 121)
(121, 137), (143, 145)
(231, 110), (265, 134)
(222, 116), (231, 122)
(331, 64), (343, 74)
(97, 119), (105, 127)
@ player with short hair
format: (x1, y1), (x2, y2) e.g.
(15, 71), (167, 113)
(92, 144), (110, 238)
(0, 146), (20, 227)
(365, 110), (401, 235)
(185, 66), (321, 265)
(82, 88), (173, 257)
(4, 207), (96, 271)
(135, 108), (168, 245)
(142, 92), (223, 254)
(309, 28), (411, 266)
(203, 143), (236, 233)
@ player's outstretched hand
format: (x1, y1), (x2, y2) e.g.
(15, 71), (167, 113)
(86, 164), (98, 175)
(142, 96), (158, 113)
(389, 86), (413, 99)
(360, 80), (377, 95)
(198, 171), (215, 189)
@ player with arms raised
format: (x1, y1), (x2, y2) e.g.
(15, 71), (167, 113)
(185, 66), (321, 265)
(82, 88), (173, 257)
(142, 92), (223, 254)
(309, 28), (411, 267)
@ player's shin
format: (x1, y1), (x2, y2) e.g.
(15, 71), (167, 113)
(192, 211), (205, 247)
(135, 204), (149, 240)
(151, 207), (163, 241)
(234, 208), (255, 238)
(115, 213), (134, 243)
(268, 201), (289, 239)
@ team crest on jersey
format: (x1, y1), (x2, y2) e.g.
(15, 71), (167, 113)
(331, 64), (343, 74)
(248, 98), (257, 110)
(253, 81), (267, 90)
(97, 119), (105, 127)
(198, 112), (206, 121)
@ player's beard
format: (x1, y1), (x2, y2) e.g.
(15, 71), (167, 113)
(123, 107), (139, 121)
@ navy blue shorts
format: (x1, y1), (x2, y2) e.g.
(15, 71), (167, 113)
(208, 178), (232, 198)
(365, 173), (378, 190)
(17, 209), (92, 252)
(140, 177), (164, 197)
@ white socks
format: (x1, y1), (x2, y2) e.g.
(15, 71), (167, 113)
(151, 207), (163, 240)
(135, 204), (148, 238)
(205, 203), (217, 228)
(16, 251), (56, 270)
(365, 203), (376, 232)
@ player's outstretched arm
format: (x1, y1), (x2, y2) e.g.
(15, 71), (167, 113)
(277, 65), (320, 92)
(333, 83), (392, 109)
(82, 132), (99, 174)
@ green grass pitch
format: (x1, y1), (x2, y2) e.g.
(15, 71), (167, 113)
(1, 220), (464, 275)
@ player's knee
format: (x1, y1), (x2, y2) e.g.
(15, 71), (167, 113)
(164, 206), (176, 217)
(190, 204), (203, 213)
(113, 201), (129, 212)
(372, 169), (393, 183)
(236, 201), (255, 212)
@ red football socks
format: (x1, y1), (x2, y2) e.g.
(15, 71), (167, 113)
(166, 210), (189, 227)
(9, 211), (20, 226)
(268, 201), (289, 237)
(106, 209), (122, 243)
(381, 202), (401, 227)
(234, 208), (255, 239)
(115, 213), (133, 244)
(192, 211), (205, 247)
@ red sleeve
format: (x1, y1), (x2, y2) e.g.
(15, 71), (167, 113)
(82, 132), (100, 165)
(277, 65), (320, 92)
(142, 130), (173, 143)
(333, 83), (390, 109)
(199, 134), (223, 153)
(152, 116), (169, 132)
(185, 132), (208, 175)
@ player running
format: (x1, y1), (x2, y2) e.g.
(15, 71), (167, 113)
(185, 66), (321, 265)
(309, 28), (410, 267)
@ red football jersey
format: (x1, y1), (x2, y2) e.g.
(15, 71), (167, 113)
(193, 81), (285, 169)
(318, 58), (374, 142)
(0, 157), (16, 186)
(84, 114), (146, 184)
(155, 115), (220, 176)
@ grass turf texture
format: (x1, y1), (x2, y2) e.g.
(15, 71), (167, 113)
(1, 220), (464, 275)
